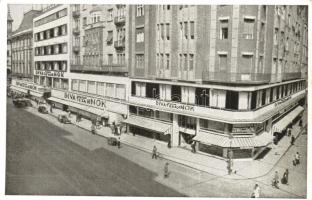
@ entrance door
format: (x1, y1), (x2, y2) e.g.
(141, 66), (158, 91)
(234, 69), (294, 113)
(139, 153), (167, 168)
(63, 104), (68, 111)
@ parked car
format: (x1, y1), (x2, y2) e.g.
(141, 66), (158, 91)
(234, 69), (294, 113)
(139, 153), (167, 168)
(38, 104), (49, 114)
(12, 98), (32, 108)
(58, 114), (71, 124)
(107, 137), (117, 146)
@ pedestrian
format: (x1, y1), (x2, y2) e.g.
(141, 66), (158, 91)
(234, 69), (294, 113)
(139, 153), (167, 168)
(287, 127), (292, 137)
(164, 162), (169, 178)
(291, 135), (295, 145)
(91, 123), (96, 135)
(167, 140), (171, 148)
(152, 145), (157, 159)
(68, 110), (71, 118)
(281, 169), (289, 185)
(117, 137), (121, 149)
(299, 119), (303, 128)
(295, 152), (300, 165)
(50, 105), (53, 113)
(191, 142), (196, 153)
(251, 184), (260, 198)
(272, 171), (279, 189)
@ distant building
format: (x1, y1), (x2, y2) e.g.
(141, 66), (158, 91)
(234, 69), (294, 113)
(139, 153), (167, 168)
(11, 9), (42, 80)
(7, 7), (13, 77)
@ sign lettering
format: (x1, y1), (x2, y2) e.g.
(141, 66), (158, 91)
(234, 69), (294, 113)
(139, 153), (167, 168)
(16, 81), (37, 91)
(35, 70), (65, 78)
(155, 100), (195, 112)
(64, 92), (106, 108)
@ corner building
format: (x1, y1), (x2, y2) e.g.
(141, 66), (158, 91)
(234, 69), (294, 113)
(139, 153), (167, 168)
(125, 5), (308, 159)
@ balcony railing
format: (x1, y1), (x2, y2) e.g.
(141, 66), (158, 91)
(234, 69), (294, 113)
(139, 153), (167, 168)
(283, 72), (302, 81)
(71, 64), (128, 74)
(73, 27), (80, 35)
(114, 40), (125, 50)
(202, 72), (271, 84)
(72, 10), (80, 18)
(114, 16), (126, 26)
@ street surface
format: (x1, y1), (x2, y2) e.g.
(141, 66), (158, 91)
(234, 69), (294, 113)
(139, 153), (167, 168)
(6, 99), (307, 197)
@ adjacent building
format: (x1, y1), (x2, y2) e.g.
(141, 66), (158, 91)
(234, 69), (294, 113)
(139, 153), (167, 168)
(47, 5), (130, 125)
(125, 5), (308, 159)
(7, 7), (13, 76)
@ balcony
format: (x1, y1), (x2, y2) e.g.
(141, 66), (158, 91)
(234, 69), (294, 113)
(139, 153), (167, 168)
(84, 21), (105, 30)
(72, 10), (80, 18)
(114, 16), (126, 26)
(114, 40), (125, 50)
(202, 72), (271, 84)
(283, 72), (302, 81)
(71, 64), (128, 75)
(73, 27), (80, 35)
(72, 45), (80, 53)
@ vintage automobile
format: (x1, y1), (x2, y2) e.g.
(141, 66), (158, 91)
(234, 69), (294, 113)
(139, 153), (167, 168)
(12, 98), (32, 108)
(38, 104), (49, 114)
(58, 114), (71, 124)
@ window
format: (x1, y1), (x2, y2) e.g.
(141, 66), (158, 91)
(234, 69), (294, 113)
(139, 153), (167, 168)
(243, 18), (254, 39)
(106, 83), (115, 98)
(166, 23), (170, 40)
(78, 80), (86, 92)
(116, 84), (126, 100)
(195, 88), (209, 107)
(62, 43), (67, 53)
(136, 5), (144, 17)
(190, 21), (195, 39)
(135, 54), (144, 69)
(184, 22), (188, 39)
(87, 81), (96, 94)
(274, 28), (278, 45)
(179, 54), (183, 70)
(220, 20), (228, 39)
(241, 55), (253, 73)
(225, 91), (239, 110)
(106, 31), (113, 45)
(183, 54), (188, 70)
(189, 54), (194, 70)
(165, 54), (170, 70)
(136, 28), (144, 43)
(108, 54), (113, 65)
(160, 24), (164, 39)
(61, 25), (67, 35)
(83, 17), (87, 26)
(97, 82), (105, 96)
(108, 9), (113, 21)
(219, 54), (227, 71)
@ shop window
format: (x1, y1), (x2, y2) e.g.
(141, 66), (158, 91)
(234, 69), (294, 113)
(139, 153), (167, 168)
(251, 91), (257, 109)
(270, 88), (273, 102)
(276, 86), (280, 100)
(146, 83), (159, 99)
(61, 79), (69, 90)
(72, 79), (78, 91)
(116, 84), (126, 100)
(195, 88), (209, 107)
(138, 107), (154, 118)
(200, 119), (225, 133)
(155, 111), (173, 122)
(225, 91), (239, 110)
(171, 85), (181, 102)
(78, 80), (86, 92)
(261, 89), (266, 106)
(178, 115), (196, 130)
(129, 106), (137, 115)
(87, 81), (96, 94)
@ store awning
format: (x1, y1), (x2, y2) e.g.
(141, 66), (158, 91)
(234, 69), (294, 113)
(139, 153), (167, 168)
(87, 106), (109, 118)
(193, 130), (272, 148)
(29, 91), (44, 98)
(123, 116), (171, 134)
(10, 86), (27, 94)
(272, 106), (304, 133)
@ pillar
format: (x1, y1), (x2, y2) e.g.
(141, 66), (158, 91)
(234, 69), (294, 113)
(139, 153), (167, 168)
(171, 114), (179, 147)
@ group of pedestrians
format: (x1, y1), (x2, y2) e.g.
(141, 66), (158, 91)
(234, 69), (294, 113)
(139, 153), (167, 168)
(152, 145), (170, 178)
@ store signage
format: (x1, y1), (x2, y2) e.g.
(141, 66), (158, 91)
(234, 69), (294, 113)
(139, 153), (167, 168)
(155, 100), (195, 112)
(64, 92), (106, 108)
(35, 70), (65, 78)
(15, 81), (37, 91)
(274, 96), (291, 106)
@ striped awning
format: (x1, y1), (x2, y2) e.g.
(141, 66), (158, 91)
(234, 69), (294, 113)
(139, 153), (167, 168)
(272, 106), (304, 133)
(123, 115), (171, 134)
(193, 130), (272, 148)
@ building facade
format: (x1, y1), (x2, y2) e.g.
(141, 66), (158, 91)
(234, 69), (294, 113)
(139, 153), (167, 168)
(7, 7), (13, 76)
(11, 9), (42, 81)
(125, 5), (308, 159)
(47, 5), (130, 125)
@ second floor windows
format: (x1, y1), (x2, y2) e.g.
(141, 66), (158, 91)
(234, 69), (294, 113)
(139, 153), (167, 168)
(35, 24), (67, 42)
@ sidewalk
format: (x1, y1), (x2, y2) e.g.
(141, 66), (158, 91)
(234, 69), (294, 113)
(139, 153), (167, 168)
(34, 102), (307, 180)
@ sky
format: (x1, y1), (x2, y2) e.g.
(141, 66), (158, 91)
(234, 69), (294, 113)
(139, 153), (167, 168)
(9, 4), (45, 31)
